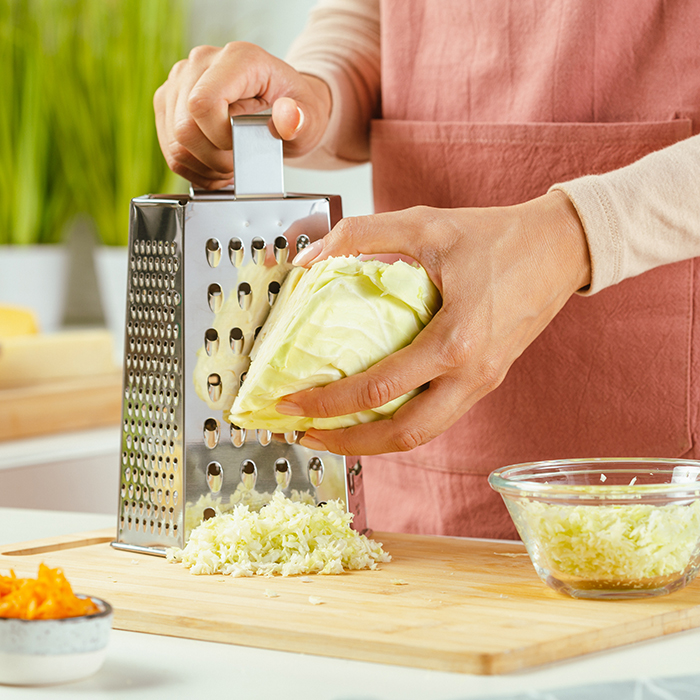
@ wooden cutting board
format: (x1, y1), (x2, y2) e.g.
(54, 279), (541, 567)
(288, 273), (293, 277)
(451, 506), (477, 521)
(3, 529), (700, 675)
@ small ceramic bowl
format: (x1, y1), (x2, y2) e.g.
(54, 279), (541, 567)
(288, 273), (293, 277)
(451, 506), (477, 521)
(489, 458), (700, 599)
(0, 596), (112, 686)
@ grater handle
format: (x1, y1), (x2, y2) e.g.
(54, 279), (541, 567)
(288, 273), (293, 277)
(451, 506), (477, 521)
(231, 113), (285, 198)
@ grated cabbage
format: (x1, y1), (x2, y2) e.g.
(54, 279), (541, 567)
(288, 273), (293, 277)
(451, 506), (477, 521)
(168, 492), (391, 577)
(183, 485), (315, 536)
(228, 255), (441, 432)
(518, 499), (700, 581)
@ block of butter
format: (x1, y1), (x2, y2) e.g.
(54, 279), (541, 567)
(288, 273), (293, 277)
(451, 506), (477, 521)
(0, 329), (119, 389)
(0, 305), (39, 338)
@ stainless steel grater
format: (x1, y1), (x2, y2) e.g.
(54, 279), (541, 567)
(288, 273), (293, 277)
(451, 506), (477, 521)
(112, 114), (367, 556)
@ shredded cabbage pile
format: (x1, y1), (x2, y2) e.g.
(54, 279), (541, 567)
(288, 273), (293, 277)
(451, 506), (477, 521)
(519, 499), (700, 581)
(169, 492), (391, 577)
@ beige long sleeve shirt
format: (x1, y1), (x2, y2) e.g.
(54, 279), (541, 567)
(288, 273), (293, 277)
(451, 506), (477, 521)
(286, 0), (700, 295)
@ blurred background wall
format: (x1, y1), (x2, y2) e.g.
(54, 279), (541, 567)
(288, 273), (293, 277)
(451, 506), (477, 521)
(59, 0), (373, 327)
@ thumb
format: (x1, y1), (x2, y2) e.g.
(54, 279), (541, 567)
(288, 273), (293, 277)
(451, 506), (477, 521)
(270, 97), (305, 141)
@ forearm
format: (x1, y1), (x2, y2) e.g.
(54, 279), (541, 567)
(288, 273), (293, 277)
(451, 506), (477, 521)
(550, 133), (700, 294)
(285, 0), (380, 169)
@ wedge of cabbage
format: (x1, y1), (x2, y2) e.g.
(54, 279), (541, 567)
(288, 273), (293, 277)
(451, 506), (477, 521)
(227, 256), (441, 432)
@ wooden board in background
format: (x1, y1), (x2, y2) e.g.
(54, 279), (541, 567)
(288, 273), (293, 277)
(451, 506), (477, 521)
(3, 529), (700, 674)
(0, 373), (122, 441)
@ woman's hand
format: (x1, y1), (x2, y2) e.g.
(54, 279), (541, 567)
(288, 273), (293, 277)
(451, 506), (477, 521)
(154, 42), (332, 189)
(277, 190), (591, 456)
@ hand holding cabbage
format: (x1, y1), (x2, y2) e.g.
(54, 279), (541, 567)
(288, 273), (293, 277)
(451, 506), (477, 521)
(276, 194), (590, 456)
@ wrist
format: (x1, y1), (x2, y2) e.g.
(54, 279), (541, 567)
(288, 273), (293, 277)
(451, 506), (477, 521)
(543, 190), (592, 293)
(302, 73), (332, 128)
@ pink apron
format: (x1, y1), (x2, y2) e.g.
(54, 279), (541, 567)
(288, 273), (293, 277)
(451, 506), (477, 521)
(363, 0), (700, 539)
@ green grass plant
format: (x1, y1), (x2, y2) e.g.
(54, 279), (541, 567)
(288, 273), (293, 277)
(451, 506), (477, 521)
(47, 0), (188, 246)
(0, 0), (188, 248)
(0, 1), (71, 244)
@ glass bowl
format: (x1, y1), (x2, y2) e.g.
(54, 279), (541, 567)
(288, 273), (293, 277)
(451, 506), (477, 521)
(488, 458), (700, 599)
(0, 596), (112, 686)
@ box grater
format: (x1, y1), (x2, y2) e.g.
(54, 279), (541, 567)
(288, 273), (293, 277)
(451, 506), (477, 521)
(112, 114), (367, 556)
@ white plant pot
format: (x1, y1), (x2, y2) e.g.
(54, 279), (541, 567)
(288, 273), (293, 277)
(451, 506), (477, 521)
(0, 245), (69, 333)
(93, 245), (129, 363)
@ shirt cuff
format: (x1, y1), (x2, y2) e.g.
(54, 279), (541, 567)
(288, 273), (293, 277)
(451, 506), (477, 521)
(548, 178), (624, 296)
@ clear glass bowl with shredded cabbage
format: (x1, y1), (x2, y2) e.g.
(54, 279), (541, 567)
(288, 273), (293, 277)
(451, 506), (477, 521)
(489, 458), (700, 599)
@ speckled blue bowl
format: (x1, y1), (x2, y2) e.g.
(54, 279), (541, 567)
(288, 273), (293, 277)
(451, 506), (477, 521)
(0, 596), (112, 686)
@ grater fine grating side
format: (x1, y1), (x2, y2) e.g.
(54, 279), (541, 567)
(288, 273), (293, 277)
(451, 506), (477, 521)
(112, 114), (367, 556)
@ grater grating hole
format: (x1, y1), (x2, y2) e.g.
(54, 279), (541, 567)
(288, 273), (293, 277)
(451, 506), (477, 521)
(251, 237), (266, 265)
(207, 373), (222, 402)
(203, 507), (216, 521)
(296, 234), (310, 253)
(230, 423), (246, 448)
(229, 237), (244, 267)
(206, 238), (222, 267)
(206, 462), (223, 493)
(237, 282), (252, 311)
(203, 418), (220, 449)
(256, 429), (272, 446)
(308, 457), (325, 487)
(230, 327), (244, 354)
(274, 236), (288, 264)
(275, 459), (292, 490)
(207, 283), (223, 313)
(241, 459), (257, 490)
(267, 281), (281, 306)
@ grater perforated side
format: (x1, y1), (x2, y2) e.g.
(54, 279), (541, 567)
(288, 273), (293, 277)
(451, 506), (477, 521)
(112, 115), (367, 556)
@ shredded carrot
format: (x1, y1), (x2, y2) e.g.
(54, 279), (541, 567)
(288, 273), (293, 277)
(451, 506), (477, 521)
(0, 564), (99, 620)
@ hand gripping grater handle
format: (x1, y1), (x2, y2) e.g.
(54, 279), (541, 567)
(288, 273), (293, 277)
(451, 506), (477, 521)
(113, 113), (367, 556)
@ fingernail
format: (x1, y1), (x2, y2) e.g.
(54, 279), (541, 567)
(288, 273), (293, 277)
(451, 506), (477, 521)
(292, 106), (305, 135)
(276, 400), (304, 416)
(300, 434), (327, 451)
(292, 238), (324, 266)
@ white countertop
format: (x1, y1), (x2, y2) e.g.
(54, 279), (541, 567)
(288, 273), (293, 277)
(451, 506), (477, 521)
(0, 427), (120, 472)
(2, 507), (700, 699)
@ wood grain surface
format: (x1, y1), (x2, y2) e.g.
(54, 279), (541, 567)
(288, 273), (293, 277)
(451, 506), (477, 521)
(0, 373), (122, 441)
(2, 529), (700, 674)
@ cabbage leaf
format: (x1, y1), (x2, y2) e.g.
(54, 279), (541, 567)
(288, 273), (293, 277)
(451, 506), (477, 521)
(227, 256), (440, 432)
